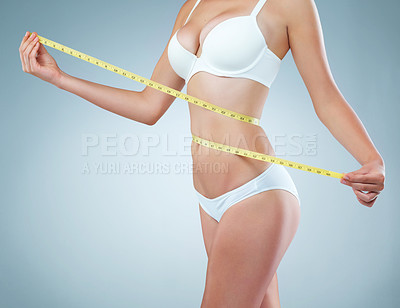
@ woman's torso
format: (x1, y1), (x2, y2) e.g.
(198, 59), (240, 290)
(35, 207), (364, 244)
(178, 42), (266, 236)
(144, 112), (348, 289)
(170, 0), (290, 198)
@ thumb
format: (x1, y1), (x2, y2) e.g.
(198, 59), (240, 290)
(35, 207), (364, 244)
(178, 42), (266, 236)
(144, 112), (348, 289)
(343, 166), (370, 180)
(342, 170), (360, 180)
(37, 42), (48, 55)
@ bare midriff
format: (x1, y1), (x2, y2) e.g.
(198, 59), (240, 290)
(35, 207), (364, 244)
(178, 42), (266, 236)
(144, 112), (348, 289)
(188, 71), (276, 199)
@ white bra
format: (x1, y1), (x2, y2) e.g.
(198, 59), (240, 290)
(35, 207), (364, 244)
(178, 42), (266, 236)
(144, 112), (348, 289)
(167, 0), (281, 88)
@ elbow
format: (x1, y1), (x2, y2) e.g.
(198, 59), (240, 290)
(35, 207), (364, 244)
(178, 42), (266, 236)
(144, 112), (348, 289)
(143, 109), (162, 126)
(145, 102), (167, 126)
(144, 115), (159, 126)
(127, 113), (158, 126)
(139, 94), (161, 126)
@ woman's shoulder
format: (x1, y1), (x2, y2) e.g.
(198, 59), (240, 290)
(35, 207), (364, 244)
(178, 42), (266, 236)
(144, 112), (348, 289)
(182, 0), (198, 15)
(173, 0), (197, 26)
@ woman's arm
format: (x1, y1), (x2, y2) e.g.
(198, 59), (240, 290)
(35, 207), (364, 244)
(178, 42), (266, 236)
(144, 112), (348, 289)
(285, 0), (385, 206)
(20, 1), (191, 125)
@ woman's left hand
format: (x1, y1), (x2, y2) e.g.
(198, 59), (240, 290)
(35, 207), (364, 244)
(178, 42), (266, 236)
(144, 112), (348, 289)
(340, 159), (385, 207)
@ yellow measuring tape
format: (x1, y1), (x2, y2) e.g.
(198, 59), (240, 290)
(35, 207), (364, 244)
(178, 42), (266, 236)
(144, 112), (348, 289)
(192, 135), (343, 178)
(34, 35), (259, 126)
(33, 34), (344, 179)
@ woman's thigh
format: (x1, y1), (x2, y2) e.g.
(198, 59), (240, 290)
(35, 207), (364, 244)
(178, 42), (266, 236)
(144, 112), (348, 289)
(199, 202), (281, 307)
(200, 189), (300, 308)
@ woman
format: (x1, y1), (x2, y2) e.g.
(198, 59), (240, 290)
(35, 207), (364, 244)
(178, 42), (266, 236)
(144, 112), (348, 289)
(19, 0), (385, 307)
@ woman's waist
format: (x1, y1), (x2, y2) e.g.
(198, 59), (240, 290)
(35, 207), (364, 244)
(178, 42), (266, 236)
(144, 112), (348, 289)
(189, 104), (262, 131)
(191, 139), (276, 199)
(190, 125), (274, 156)
(191, 137), (275, 173)
(190, 126), (277, 191)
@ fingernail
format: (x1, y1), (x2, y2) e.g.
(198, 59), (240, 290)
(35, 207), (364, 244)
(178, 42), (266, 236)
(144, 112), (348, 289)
(25, 31), (28, 36)
(344, 176), (349, 180)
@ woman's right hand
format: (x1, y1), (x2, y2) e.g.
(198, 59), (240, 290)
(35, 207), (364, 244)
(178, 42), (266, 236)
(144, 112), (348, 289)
(19, 31), (63, 86)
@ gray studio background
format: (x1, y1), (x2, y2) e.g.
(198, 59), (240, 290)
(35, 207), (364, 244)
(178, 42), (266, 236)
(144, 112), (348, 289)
(1, 0), (398, 307)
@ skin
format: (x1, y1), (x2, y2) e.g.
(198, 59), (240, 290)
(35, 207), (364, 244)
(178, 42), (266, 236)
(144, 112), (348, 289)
(19, 0), (385, 306)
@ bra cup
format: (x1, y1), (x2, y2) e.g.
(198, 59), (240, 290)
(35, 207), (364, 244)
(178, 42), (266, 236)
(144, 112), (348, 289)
(168, 33), (196, 80)
(202, 17), (265, 73)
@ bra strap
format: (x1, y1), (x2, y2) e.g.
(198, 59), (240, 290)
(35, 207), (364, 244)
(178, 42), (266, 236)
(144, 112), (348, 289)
(250, 0), (268, 17)
(184, 0), (202, 25)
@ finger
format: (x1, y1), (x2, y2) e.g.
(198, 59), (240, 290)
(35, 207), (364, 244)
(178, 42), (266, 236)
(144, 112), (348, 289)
(352, 187), (379, 203)
(356, 195), (376, 207)
(19, 31), (30, 50)
(25, 36), (39, 72)
(37, 42), (50, 58)
(340, 178), (352, 186)
(344, 172), (381, 184)
(19, 32), (30, 71)
(22, 31), (36, 54)
(351, 182), (383, 193)
(23, 33), (37, 71)
(29, 41), (41, 72)
(340, 178), (358, 187)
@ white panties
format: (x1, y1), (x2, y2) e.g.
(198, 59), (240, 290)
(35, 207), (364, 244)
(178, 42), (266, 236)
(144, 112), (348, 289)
(195, 163), (300, 222)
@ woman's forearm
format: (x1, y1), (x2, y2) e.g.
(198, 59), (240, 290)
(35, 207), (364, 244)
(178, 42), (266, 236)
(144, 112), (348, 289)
(315, 98), (384, 166)
(54, 70), (155, 125)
